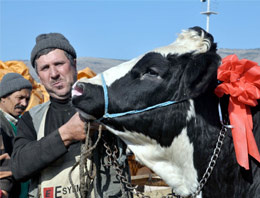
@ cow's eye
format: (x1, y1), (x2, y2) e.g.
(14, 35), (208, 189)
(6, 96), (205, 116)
(146, 68), (159, 76)
(140, 68), (160, 80)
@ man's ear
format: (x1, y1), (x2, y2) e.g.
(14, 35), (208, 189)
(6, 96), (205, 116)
(181, 52), (221, 98)
(34, 60), (39, 75)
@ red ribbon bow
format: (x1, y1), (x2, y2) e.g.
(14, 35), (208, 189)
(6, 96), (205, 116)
(215, 54), (260, 170)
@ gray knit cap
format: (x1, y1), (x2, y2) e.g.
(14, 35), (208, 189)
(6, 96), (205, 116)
(30, 33), (77, 68)
(0, 73), (32, 98)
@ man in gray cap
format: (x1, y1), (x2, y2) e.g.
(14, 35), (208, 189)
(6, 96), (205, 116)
(0, 73), (32, 198)
(11, 33), (131, 198)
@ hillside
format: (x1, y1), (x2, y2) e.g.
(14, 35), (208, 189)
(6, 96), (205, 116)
(22, 48), (260, 81)
(217, 48), (260, 64)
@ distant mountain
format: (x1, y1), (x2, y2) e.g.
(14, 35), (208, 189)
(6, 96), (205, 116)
(23, 48), (260, 82)
(76, 57), (127, 74)
(217, 48), (260, 64)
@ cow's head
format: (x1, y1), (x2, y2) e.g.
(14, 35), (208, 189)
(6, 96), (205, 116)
(72, 26), (221, 196)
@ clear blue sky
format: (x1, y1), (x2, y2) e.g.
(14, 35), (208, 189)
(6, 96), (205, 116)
(0, 0), (259, 61)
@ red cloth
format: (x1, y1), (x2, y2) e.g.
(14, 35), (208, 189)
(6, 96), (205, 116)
(215, 54), (260, 170)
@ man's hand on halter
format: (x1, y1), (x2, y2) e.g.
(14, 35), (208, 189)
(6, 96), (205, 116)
(59, 112), (86, 146)
(58, 112), (106, 147)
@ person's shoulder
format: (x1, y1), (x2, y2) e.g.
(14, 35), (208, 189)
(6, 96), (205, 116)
(0, 110), (5, 119)
(28, 101), (51, 115)
(20, 111), (32, 120)
(0, 111), (12, 132)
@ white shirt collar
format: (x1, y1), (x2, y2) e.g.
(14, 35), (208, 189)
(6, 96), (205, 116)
(0, 108), (18, 125)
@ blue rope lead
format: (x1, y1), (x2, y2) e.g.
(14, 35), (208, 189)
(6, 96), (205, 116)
(103, 101), (178, 118)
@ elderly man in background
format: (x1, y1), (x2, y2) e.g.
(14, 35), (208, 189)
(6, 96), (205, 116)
(0, 73), (32, 198)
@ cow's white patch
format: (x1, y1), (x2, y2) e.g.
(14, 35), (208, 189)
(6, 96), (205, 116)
(75, 28), (211, 91)
(153, 29), (210, 57)
(187, 100), (196, 122)
(105, 125), (199, 197)
(102, 56), (141, 86)
(75, 56), (142, 87)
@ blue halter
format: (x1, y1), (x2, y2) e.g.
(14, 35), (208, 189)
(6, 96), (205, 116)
(99, 73), (232, 129)
(100, 73), (183, 119)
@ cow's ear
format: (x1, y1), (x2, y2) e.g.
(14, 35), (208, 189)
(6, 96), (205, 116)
(181, 52), (221, 98)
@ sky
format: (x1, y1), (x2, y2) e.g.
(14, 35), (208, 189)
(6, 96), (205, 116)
(0, 0), (259, 62)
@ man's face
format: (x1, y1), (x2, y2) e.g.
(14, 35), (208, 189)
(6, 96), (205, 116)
(36, 49), (77, 100)
(1, 89), (31, 118)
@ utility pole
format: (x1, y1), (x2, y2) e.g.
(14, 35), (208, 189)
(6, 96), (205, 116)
(200, 0), (218, 32)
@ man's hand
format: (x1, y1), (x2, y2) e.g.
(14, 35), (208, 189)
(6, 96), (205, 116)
(0, 153), (10, 161)
(0, 190), (9, 198)
(59, 112), (107, 147)
(0, 153), (12, 179)
(59, 112), (86, 146)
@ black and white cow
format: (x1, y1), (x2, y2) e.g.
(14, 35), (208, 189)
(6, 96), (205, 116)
(72, 27), (260, 197)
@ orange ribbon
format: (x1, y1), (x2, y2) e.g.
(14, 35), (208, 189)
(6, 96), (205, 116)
(215, 54), (260, 170)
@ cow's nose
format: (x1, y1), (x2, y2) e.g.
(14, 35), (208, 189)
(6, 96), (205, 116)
(72, 82), (84, 96)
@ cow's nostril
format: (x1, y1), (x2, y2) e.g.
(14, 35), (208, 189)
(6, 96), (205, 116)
(72, 82), (84, 96)
(76, 83), (84, 93)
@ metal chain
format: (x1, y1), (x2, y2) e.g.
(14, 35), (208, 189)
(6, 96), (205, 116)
(194, 126), (227, 195)
(103, 141), (151, 198)
(170, 125), (228, 198)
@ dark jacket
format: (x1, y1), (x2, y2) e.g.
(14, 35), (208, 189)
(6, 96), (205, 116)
(0, 110), (20, 198)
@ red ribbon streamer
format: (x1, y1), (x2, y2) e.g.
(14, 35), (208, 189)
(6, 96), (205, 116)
(215, 54), (260, 170)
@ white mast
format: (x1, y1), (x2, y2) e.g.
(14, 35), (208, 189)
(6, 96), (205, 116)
(200, 0), (218, 32)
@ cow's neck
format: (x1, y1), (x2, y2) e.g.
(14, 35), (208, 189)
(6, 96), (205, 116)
(104, 99), (200, 196)
(104, 93), (232, 197)
(189, 94), (238, 196)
